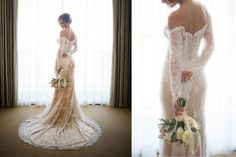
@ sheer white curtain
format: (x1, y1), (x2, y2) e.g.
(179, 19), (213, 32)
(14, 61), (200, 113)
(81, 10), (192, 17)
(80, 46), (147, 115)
(18, 0), (112, 106)
(132, 0), (236, 156)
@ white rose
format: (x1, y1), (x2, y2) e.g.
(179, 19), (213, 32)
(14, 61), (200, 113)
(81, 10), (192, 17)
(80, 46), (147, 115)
(189, 117), (200, 130)
(176, 132), (182, 140)
(176, 127), (184, 140)
(183, 117), (191, 131)
(62, 81), (68, 88)
(182, 130), (194, 145)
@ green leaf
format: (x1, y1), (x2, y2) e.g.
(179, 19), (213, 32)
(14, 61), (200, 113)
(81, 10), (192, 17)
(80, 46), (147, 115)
(178, 97), (186, 107)
(191, 127), (198, 133)
(171, 132), (176, 142)
(160, 119), (167, 123)
(170, 119), (176, 125)
(176, 121), (185, 130)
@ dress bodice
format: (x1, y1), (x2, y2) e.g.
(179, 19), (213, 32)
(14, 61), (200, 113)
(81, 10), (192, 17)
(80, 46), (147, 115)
(164, 18), (214, 103)
(56, 36), (78, 73)
(19, 34), (101, 149)
(164, 19), (212, 72)
(57, 37), (76, 52)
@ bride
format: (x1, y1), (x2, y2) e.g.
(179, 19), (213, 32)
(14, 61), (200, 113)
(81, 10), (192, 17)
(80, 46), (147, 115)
(18, 13), (101, 149)
(160, 0), (214, 156)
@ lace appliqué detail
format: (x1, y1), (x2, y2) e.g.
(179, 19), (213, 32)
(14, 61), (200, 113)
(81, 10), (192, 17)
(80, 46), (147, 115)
(18, 36), (101, 150)
(165, 19), (214, 105)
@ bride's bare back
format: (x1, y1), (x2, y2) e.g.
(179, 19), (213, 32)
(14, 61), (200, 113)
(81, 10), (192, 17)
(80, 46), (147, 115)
(160, 0), (214, 156)
(168, 0), (210, 35)
(60, 28), (76, 41)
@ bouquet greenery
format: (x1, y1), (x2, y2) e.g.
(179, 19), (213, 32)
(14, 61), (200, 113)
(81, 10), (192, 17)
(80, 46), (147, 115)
(158, 98), (200, 154)
(50, 69), (70, 89)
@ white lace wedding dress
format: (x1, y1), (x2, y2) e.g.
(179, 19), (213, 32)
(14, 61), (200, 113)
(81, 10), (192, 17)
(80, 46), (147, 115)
(160, 13), (214, 157)
(18, 33), (101, 149)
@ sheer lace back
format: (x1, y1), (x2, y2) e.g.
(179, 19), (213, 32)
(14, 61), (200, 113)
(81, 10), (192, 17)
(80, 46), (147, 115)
(164, 18), (214, 103)
(56, 30), (78, 75)
(160, 15), (214, 156)
(18, 29), (101, 150)
(168, 20), (209, 54)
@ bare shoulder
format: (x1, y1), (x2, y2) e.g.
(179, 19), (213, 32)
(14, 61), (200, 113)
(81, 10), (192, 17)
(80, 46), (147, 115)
(193, 1), (210, 19)
(70, 30), (76, 40)
(168, 10), (183, 30)
(60, 30), (67, 38)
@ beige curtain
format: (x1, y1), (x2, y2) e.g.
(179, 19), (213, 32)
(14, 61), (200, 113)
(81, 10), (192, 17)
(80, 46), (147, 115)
(0, 0), (18, 107)
(109, 0), (131, 108)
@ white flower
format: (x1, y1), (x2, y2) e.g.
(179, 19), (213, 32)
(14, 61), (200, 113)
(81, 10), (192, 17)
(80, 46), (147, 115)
(62, 81), (68, 88)
(176, 132), (182, 141)
(176, 127), (184, 140)
(188, 117), (200, 130)
(182, 130), (194, 145)
(163, 132), (172, 142)
(50, 74), (70, 89)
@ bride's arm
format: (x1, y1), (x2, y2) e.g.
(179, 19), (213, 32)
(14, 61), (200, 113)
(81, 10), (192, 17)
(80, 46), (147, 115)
(190, 19), (214, 73)
(59, 30), (68, 54)
(167, 18), (184, 105)
(66, 39), (78, 56)
(56, 30), (68, 72)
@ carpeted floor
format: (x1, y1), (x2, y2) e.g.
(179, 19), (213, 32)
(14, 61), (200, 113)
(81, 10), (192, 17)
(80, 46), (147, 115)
(0, 105), (131, 157)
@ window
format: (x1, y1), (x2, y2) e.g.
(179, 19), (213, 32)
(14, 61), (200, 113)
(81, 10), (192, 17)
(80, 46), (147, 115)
(132, 0), (236, 156)
(18, 0), (113, 105)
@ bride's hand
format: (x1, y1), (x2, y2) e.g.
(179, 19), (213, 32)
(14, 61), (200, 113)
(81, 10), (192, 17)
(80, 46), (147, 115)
(181, 71), (193, 82)
(173, 100), (185, 116)
(57, 67), (62, 74)
(62, 53), (68, 58)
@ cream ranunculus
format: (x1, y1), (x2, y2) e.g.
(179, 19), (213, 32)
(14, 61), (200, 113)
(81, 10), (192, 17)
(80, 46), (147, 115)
(176, 132), (182, 140)
(183, 117), (191, 131)
(188, 117), (200, 130)
(181, 130), (194, 144)
(58, 79), (62, 86)
(176, 127), (184, 140)
(62, 81), (68, 88)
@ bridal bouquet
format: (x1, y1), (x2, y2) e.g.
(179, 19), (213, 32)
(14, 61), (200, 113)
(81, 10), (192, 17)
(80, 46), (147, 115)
(50, 69), (70, 89)
(158, 98), (200, 154)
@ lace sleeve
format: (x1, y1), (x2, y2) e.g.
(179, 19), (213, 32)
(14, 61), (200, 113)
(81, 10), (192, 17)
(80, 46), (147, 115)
(168, 27), (184, 105)
(58, 37), (68, 56)
(190, 20), (214, 72)
(66, 38), (78, 56)
(56, 38), (68, 71)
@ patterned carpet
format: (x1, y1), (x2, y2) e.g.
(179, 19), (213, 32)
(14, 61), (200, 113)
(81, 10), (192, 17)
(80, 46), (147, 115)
(0, 105), (131, 157)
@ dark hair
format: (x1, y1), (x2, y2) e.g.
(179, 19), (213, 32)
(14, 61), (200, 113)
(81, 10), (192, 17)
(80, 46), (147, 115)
(58, 13), (72, 24)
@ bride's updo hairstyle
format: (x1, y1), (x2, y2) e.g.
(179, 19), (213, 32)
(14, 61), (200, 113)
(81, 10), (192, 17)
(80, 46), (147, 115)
(58, 13), (72, 24)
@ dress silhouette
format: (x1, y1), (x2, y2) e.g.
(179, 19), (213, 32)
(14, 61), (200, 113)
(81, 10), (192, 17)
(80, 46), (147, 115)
(19, 30), (101, 149)
(160, 10), (214, 157)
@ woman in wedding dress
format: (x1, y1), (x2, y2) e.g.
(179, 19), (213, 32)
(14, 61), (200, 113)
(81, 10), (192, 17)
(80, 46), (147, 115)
(160, 0), (214, 156)
(19, 13), (101, 149)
